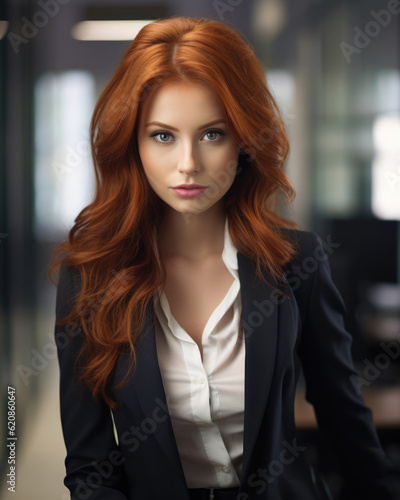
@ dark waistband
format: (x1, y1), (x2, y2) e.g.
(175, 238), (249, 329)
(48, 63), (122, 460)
(188, 486), (240, 500)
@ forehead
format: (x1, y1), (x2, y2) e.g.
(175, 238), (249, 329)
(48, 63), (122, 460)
(138, 80), (224, 124)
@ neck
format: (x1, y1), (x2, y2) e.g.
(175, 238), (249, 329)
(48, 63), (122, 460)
(157, 204), (227, 261)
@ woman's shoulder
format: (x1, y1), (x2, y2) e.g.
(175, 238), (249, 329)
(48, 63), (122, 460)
(279, 226), (339, 262)
(277, 227), (340, 296)
(279, 227), (323, 264)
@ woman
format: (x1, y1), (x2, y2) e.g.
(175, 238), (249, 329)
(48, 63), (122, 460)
(50, 16), (400, 500)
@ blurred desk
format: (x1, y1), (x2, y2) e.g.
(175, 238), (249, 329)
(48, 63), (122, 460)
(295, 384), (400, 428)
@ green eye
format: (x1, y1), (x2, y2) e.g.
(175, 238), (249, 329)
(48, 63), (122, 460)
(204, 129), (226, 141)
(149, 128), (226, 144)
(150, 131), (172, 142)
(206, 131), (218, 140)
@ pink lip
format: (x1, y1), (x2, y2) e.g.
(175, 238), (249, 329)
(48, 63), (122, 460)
(171, 185), (208, 198)
(174, 184), (205, 188)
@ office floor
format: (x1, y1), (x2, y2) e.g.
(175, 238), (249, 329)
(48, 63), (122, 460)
(1, 363), (69, 500)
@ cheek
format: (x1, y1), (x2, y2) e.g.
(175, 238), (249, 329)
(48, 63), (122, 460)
(139, 135), (176, 164)
(208, 144), (239, 177)
(138, 144), (162, 180)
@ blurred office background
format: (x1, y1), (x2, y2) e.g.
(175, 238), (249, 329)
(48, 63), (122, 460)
(1, 0), (400, 498)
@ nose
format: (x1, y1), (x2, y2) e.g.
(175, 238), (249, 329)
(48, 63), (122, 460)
(177, 141), (199, 175)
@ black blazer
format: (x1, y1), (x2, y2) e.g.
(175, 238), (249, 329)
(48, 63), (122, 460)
(55, 229), (400, 500)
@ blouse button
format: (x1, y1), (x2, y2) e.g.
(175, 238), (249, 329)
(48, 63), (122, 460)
(198, 376), (206, 384)
(222, 466), (230, 473)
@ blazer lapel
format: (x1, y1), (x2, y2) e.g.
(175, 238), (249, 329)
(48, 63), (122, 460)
(114, 300), (188, 488)
(115, 250), (282, 490)
(237, 250), (280, 484)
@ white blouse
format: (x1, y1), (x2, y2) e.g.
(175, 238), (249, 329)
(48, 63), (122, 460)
(153, 217), (245, 488)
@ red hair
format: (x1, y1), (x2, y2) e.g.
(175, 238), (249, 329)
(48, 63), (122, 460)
(49, 16), (297, 409)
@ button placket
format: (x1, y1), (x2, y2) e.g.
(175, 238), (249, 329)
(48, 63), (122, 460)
(184, 343), (211, 425)
(152, 215), (244, 489)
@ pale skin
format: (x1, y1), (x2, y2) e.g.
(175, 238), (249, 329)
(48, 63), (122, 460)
(137, 80), (241, 358)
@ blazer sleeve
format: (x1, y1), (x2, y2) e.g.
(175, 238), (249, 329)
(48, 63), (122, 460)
(294, 231), (400, 500)
(55, 261), (129, 500)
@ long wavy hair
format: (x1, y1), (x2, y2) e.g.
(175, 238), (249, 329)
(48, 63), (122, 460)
(49, 15), (297, 409)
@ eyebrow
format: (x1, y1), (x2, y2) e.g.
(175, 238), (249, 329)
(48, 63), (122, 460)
(144, 119), (226, 131)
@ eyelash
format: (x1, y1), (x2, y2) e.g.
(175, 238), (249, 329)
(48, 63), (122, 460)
(149, 128), (226, 144)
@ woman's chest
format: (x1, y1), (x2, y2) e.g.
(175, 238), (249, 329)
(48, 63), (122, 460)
(162, 254), (236, 354)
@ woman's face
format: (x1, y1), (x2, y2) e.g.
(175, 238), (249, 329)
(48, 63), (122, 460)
(137, 80), (239, 216)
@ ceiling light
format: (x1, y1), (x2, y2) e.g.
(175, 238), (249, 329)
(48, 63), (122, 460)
(71, 20), (153, 41)
(0, 21), (8, 39)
